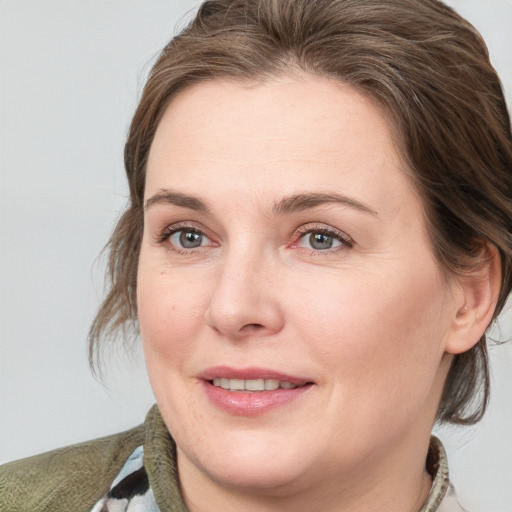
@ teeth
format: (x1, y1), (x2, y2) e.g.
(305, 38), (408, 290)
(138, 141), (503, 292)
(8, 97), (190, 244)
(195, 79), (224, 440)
(245, 379), (264, 391)
(230, 379), (245, 391)
(212, 378), (299, 391)
(264, 379), (279, 390)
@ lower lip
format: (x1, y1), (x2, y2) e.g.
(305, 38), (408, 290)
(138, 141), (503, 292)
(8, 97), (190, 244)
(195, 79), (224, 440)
(202, 381), (312, 416)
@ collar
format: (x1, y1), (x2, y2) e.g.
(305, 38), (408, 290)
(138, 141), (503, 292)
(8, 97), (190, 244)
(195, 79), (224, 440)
(419, 436), (451, 512)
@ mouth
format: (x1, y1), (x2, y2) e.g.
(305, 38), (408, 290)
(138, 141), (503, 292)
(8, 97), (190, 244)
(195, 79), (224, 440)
(199, 367), (314, 415)
(210, 377), (304, 391)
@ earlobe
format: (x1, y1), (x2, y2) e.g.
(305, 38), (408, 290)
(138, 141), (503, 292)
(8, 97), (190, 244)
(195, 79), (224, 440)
(445, 244), (501, 355)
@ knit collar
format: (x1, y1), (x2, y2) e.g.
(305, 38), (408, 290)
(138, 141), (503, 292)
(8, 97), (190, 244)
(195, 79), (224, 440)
(144, 406), (187, 512)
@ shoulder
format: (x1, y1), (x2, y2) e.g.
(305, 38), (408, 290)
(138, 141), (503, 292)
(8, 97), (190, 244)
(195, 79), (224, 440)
(0, 424), (145, 512)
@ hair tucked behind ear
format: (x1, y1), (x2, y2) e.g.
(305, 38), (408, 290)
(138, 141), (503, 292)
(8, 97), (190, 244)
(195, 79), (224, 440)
(89, 0), (512, 424)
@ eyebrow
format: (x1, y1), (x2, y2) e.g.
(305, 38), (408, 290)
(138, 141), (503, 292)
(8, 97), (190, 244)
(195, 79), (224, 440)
(144, 189), (377, 216)
(145, 190), (208, 211)
(273, 193), (377, 216)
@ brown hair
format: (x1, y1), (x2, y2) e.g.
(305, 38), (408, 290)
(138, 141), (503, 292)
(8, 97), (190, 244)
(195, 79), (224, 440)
(89, 0), (512, 425)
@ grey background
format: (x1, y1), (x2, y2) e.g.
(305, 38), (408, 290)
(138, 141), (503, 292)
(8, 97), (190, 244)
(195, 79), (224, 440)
(1, 1), (511, 511)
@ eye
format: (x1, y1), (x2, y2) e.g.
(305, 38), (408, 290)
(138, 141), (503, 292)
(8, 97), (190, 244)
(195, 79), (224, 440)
(168, 229), (210, 249)
(295, 227), (352, 252)
(299, 232), (342, 250)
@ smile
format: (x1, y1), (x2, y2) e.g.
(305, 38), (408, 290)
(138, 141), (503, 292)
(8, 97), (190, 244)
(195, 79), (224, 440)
(211, 378), (300, 391)
(200, 367), (314, 415)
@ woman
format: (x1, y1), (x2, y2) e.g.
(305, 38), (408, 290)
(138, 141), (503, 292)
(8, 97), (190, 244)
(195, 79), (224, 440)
(1, 0), (511, 511)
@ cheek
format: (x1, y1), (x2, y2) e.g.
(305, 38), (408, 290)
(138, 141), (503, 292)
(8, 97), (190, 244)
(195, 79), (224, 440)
(292, 264), (452, 394)
(137, 265), (210, 423)
(289, 267), (453, 450)
(137, 262), (208, 365)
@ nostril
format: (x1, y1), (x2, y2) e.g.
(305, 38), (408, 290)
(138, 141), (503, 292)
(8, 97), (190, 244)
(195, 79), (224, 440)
(240, 323), (265, 332)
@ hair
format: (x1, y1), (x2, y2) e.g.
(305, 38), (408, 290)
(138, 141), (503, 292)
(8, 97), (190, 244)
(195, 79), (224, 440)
(89, 0), (512, 425)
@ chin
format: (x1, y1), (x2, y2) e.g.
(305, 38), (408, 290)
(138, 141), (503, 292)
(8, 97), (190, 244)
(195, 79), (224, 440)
(202, 459), (309, 494)
(178, 429), (315, 493)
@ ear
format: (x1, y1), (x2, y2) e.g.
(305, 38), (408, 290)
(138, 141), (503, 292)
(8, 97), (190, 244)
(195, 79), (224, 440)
(445, 244), (501, 355)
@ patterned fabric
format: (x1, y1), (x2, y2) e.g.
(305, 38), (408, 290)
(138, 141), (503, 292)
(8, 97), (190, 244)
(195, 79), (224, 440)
(90, 446), (160, 512)
(91, 435), (464, 512)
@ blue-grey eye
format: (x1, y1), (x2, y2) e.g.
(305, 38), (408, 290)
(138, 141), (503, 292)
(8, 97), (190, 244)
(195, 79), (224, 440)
(299, 231), (344, 250)
(170, 230), (207, 249)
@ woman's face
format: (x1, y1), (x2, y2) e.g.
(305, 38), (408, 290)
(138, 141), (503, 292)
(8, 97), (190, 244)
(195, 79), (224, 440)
(138, 76), (460, 496)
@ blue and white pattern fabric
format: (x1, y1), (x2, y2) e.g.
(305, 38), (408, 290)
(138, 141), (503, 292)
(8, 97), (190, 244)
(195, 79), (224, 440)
(90, 446), (161, 512)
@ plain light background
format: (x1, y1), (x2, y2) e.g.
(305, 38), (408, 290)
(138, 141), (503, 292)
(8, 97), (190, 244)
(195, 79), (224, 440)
(1, 1), (511, 511)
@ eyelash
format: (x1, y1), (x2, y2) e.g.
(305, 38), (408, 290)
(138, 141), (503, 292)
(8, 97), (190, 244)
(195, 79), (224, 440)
(155, 222), (353, 254)
(155, 222), (215, 254)
(292, 224), (354, 253)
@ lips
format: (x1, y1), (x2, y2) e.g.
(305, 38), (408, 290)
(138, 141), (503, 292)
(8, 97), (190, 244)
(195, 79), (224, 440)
(200, 366), (311, 384)
(199, 366), (314, 415)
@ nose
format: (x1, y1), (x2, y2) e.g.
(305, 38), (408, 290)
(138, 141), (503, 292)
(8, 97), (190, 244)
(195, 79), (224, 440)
(204, 249), (285, 340)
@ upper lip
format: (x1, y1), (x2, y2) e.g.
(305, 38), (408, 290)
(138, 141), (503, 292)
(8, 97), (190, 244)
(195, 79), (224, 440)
(198, 366), (313, 386)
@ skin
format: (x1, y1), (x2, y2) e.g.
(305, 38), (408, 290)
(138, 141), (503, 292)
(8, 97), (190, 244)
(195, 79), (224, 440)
(137, 75), (495, 512)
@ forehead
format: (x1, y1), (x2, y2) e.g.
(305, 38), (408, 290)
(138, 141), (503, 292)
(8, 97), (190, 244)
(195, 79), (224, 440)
(145, 75), (419, 219)
(149, 76), (399, 165)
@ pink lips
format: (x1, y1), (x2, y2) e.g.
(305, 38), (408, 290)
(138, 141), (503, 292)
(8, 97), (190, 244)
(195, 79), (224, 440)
(199, 366), (314, 416)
